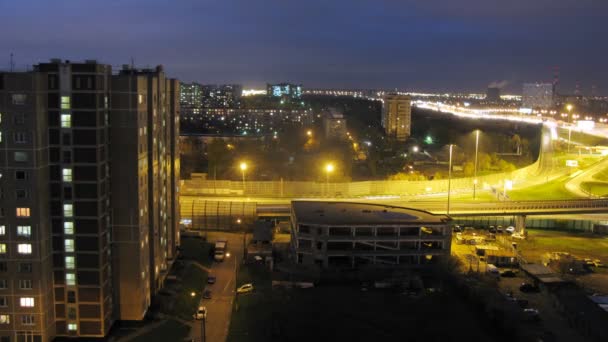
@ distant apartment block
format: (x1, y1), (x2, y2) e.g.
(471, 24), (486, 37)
(290, 202), (451, 269)
(201, 84), (242, 108)
(522, 83), (554, 109)
(322, 108), (347, 139)
(486, 87), (501, 102)
(382, 94), (411, 141)
(0, 59), (180, 341)
(267, 83), (302, 99)
(180, 82), (203, 116)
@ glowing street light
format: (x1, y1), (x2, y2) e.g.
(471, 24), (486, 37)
(412, 146), (419, 153)
(325, 163), (334, 195)
(474, 130), (480, 199)
(190, 291), (196, 297)
(240, 162), (248, 193)
(306, 130), (313, 137)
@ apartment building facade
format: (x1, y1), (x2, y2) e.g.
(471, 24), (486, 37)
(0, 59), (180, 341)
(382, 94), (411, 141)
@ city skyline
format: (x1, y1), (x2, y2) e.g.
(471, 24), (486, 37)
(1, 0), (608, 94)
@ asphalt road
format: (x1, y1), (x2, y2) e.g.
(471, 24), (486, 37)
(189, 232), (244, 342)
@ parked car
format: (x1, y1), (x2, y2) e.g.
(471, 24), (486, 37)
(505, 226), (515, 234)
(520, 282), (540, 293)
(453, 225), (462, 232)
(488, 226), (496, 234)
(496, 226), (504, 234)
(207, 275), (216, 284)
(195, 306), (207, 320)
(512, 232), (525, 240)
(523, 308), (541, 321)
(203, 290), (212, 299)
(237, 283), (254, 294)
(501, 270), (517, 277)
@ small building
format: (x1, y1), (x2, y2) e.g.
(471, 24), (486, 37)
(322, 108), (347, 139)
(247, 220), (274, 260)
(290, 201), (451, 269)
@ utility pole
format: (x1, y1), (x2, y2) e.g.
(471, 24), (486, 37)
(447, 144), (453, 216)
(474, 130), (480, 199)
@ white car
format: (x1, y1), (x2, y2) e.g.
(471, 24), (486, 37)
(195, 306), (207, 320)
(505, 226), (515, 234)
(237, 283), (254, 294)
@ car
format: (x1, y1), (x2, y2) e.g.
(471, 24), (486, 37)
(203, 290), (212, 299)
(207, 275), (216, 284)
(512, 232), (525, 240)
(519, 282), (540, 293)
(501, 270), (517, 277)
(452, 225), (462, 232)
(237, 283), (254, 294)
(496, 226), (504, 234)
(523, 308), (541, 321)
(194, 306), (207, 320)
(488, 226), (496, 233)
(505, 226), (515, 234)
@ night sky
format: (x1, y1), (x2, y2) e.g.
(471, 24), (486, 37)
(1, 0), (607, 94)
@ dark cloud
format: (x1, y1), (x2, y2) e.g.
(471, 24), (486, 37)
(0, 0), (607, 94)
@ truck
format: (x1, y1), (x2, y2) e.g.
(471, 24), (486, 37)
(214, 240), (228, 262)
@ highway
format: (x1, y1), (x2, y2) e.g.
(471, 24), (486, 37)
(565, 156), (608, 198)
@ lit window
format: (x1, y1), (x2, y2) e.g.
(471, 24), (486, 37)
(0, 315), (9, 324)
(17, 226), (31, 237)
(19, 297), (34, 307)
(65, 273), (75, 286)
(17, 244), (31, 254)
(14, 151), (28, 162)
(16, 207), (31, 217)
(64, 239), (74, 253)
(64, 222), (74, 235)
(138, 94), (143, 104)
(12, 94), (26, 105)
(0, 226), (4, 235)
(60, 96), (70, 109)
(0, 244), (6, 254)
(63, 204), (73, 217)
(62, 168), (72, 182)
(65, 256), (75, 269)
(67, 323), (77, 331)
(61, 114), (71, 128)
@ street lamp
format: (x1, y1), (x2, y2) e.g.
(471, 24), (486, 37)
(474, 130), (480, 199)
(325, 163), (334, 196)
(240, 162), (247, 193)
(306, 130), (312, 137)
(566, 104), (573, 153)
(447, 144), (453, 215)
(412, 146), (419, 153)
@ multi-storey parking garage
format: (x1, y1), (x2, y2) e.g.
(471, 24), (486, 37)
(290, 201), (451, 269)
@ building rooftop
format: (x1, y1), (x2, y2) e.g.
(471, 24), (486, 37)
(291, 201), (449, 226)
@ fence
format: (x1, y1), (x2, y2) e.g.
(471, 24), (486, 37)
(181, 200), (258, 231)
(182, 159), (543, 198)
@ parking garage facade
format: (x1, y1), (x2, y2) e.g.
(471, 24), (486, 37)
(290, 201), (451, 269)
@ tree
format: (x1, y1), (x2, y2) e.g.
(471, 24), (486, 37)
(478, 152), (492, 171)
(511, 134), (522, 154)
(463, 161), (475, 177)
(206, 139), (231, 179)
(497, 159), (516, 172)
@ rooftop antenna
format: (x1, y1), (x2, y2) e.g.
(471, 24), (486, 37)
(9, 53), (14, 72)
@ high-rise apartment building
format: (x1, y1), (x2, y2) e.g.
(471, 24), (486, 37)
(180, 82), (203, 116)
(522, 83), (554, 109)
(382, 94), (411, 141)
(0, 59), (180, 341)
(201, 84), (242, 108)
(267, 83), (302, 99)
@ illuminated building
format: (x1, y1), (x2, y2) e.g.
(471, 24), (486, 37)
(201, 84), (242, 108)
(180, 82), (203, 116)
(290, 201), (451, 269)
(382, 94), (411, 141)
(267, 83), (302, 99)
(522, 83), (554, 109)
(0, 60), (180, 340)
(322, 108), (347, 139)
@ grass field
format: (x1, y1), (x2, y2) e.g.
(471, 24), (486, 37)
(592, 166), (608, 182)
(518, 229), (608, 263)
(508, 176), (581, 200)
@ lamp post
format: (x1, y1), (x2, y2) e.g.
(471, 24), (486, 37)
(474, 130), (480, 199)
(325, 163), (334, 197)
(566, 104), (573, 154)
(447, 144), (453, 216)
(240, 162), (247, 194)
